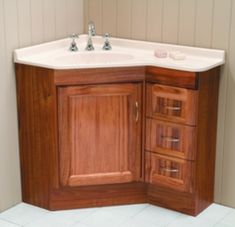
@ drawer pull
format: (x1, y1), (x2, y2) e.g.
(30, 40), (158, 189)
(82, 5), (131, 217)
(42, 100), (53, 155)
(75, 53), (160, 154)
(161, 168), (179, 173)
(165, 106), (181, 111)
(161, 136), (180, 143)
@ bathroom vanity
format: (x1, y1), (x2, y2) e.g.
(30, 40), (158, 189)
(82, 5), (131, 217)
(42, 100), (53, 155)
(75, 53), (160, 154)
(14, 35), (224, 216)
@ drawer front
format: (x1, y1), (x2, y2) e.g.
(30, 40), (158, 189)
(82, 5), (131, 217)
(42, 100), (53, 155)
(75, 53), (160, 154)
(145, 152), (194, 193)
(145, 66), (198, 89)
(145, 119), (196, 160)
(146, 84), (198, 125)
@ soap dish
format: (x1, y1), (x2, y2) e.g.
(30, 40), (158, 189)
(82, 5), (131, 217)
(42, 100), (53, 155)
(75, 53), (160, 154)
(169, 51), (186, 60)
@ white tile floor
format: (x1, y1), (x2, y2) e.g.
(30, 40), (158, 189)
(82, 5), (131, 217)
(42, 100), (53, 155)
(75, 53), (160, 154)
(0, 203), (234, 227)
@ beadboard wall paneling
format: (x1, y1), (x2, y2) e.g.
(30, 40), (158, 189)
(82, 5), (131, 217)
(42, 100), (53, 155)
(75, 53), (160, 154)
(178, 0), (196, 45)
(102, 0), (117, 36)
(55, 0), (68, 38)
(194, 0), (214, 48)
(0, 0), (84, 212)
(117, 0), (132, 39)
(43, 0), (56, 41)
(146, 0), (163, 42)
(222, 0), (235, 207)
(212, 0), (232, 204)
(31, 0), (44, 44)
(131, 0), (147, 40)
(84, 0), (89, 29)
(68, 0), (84, 35)
(162, 0), (179, 44)
(85, 0), (235, 208)
(88, 0), (102, 35)
(0, 0), (10, 213)
(0, 0), (21, 212)
(17, 0), (31, 47)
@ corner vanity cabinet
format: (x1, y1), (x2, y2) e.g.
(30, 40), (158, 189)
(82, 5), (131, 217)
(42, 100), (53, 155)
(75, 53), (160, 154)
(16, 65), (220, 216)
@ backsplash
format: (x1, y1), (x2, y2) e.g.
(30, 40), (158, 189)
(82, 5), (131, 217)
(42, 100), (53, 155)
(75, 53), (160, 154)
(84, 0), (235, 208)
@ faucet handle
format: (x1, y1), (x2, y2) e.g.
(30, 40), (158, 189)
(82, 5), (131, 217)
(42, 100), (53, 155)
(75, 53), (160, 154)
(103, 33), (112, 50)
(70, 33), (79, 39)
(69, 34), (79, 52)
(103, 33), (110, 39)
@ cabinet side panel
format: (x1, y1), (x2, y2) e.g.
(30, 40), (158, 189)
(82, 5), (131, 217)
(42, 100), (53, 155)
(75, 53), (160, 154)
(147, 184), (196, 215)
(195, 67), (220, 214)
(16, 64), (58, 209)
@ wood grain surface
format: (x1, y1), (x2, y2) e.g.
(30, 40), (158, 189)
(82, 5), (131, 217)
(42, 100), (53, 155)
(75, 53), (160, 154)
(58, 83), (142, 187)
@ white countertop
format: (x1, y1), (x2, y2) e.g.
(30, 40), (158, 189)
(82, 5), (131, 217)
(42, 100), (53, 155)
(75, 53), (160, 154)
(14, 35), (225, 72)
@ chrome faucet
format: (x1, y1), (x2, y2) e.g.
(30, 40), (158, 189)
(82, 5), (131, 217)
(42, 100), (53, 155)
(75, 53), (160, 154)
(69, 34), (79, 52)
(85, 21), (96, 51)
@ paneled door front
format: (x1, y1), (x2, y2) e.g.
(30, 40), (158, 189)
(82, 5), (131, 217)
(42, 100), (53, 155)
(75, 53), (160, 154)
(58, 83), (142, 187)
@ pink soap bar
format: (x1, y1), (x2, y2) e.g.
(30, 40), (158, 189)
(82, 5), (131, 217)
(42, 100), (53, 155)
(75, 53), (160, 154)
(154, 49), (168, 58)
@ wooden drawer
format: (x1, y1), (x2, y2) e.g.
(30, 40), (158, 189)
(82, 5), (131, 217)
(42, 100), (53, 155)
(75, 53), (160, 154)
(145, 152), (194, 193)
(146, 84), (198, 125)
(145, 119), (196, 160)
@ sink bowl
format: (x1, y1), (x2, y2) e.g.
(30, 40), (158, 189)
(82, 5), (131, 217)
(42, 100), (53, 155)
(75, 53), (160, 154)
(53, 52), (134, 65)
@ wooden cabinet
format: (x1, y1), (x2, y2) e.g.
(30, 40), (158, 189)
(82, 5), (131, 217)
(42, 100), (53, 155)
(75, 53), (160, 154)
(58, 84), (142, 187)
(16, 64), (220, 216)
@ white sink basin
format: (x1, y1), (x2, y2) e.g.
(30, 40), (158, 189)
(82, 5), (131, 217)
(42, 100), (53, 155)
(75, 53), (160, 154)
(53, 52), (134, 65)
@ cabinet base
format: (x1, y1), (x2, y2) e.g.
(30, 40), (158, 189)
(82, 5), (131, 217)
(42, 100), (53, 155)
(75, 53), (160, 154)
(23, 182), (212, 216)
(49, 183), (147, 210)
(147, 185), (212, 216)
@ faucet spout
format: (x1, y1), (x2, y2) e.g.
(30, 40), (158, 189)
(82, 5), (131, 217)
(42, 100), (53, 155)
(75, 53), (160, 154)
(85, 21), (95, 51)
(88, 21), (96, 36)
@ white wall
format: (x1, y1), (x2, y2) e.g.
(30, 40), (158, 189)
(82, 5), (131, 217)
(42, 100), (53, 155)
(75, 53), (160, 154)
(0, 0), (84, 212)
(85, 0), (235, 208)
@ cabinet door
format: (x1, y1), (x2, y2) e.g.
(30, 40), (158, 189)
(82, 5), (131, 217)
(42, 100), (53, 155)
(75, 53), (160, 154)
(145, 152), (194, 193)
(146, 84), (198, 126)
(58, 83), (142, 187)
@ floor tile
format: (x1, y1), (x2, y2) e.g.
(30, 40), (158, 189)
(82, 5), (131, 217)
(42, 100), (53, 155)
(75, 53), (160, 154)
(1, 202), (235, 227)
(214, 223), (234, 227)
(0, 219), (20, 227)
(100, 204), (148, 218)
(0, 203), (48, 226)
(80, 209), (129, 227)
(196, 203), (232, 223)
(118, 217), (163, 227)
(72, 223), (93, 227)
(132, 204), (181, 226)
(166, 214), (215, 227)
(25, 207), (97, 227)
(218, 210), (235, 226)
